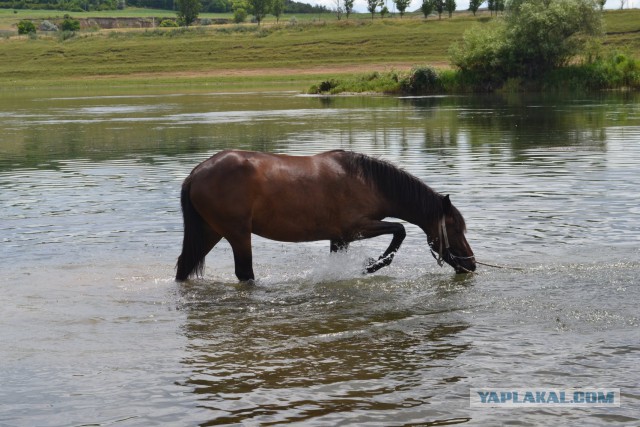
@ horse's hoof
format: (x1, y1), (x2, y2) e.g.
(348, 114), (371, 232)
(363, 258), (378, 274)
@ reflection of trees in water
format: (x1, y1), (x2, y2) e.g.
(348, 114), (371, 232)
(405, 94), (615, 157)
(4, 91), (638, 172)
(176, 280), (471, 425)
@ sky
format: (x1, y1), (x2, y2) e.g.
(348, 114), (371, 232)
(307, 0), (636, 14)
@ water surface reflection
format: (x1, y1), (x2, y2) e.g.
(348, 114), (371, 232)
(178, 277), (473, 425)
(1, 90), (638, 426)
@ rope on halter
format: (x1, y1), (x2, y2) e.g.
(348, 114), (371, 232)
(432, 217), (520, 273)
(475, 261), (525, 271)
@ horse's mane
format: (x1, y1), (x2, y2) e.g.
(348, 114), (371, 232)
(340, 151), (466, 230)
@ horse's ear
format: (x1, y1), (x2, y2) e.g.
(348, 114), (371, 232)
(443, 194), (452, 214)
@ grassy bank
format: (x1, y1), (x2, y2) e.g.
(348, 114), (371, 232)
(0, 9), (639, 91)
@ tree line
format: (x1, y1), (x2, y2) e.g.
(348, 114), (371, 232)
(1, 0), (121, 11)
(145, 0), (327, 13)
(0, 0), (326, 13)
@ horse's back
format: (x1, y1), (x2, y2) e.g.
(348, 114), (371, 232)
(185, 150), (381, 242)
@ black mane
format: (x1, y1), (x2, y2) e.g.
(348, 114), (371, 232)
(340, 151), (466, 229)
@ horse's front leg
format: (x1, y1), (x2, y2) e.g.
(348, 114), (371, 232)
(358, 221), (406, 274)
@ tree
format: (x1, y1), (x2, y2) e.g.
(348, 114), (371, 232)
(421, 0), (434, 18)
(394, 0), (411, 17)
(232, 0), (248, 21)
(17, 19), (36, 35)
(434, 0), (444, 19)
(176, 0), (201, 26)
(487, 0), (504, 15)
(451, 0), (604, 80)
(334, 0), (343, 20)
(468, 0), (483, 15)
(247, 0), (272, 25)
(367, 0), (380, 19)
(597, 0), (606, 9)
(204, 0), (232, 12)
(344, 0), (355, 18)
(445, 0), (455, 17)
(272, 0), (285, 22)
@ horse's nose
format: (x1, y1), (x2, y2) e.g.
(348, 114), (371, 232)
(455, 259), (476, 274)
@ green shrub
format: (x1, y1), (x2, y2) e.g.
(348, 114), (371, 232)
(233, 8), (247, 23)
(58, 30), (76, 41)
(400, 66), (442, 94)
(17, 19), (36, 35)
(449, 22), (507, 83)
(310, 72), (403, 95)
(450, 0), (603, 83)
(60, 16), (80, 32)
(159, 19), (178, 27)
(318, 79), (338, 93)
(582, 52), (640, 89)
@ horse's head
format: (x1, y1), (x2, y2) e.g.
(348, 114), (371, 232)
(430, 195), (476, 274)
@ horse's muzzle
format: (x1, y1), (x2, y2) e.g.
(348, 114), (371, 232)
(454, 259), (476, 274)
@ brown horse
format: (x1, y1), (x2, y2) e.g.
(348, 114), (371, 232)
(175, 150), (475, 282)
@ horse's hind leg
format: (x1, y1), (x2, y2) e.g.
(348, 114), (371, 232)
(226, 230), (255, 282)
(176, 228), (222, 281)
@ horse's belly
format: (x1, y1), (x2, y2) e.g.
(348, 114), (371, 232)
(248, 171), (380, 242)
(251, 210), (340, 242)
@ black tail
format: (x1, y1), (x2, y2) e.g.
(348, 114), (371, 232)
(175, 178), (208, 281)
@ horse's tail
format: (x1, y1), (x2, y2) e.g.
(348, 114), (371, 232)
(175, 177), (208, 281)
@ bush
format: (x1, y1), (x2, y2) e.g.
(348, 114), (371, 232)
(233, 8), (247, 23)
(60, 16), (80, 32)
(579, 52), (640, 90)
(159, 19), (178, 27)
(319, 79), (338, 92)
(58, 30), (76, 41)
(17, 19), (36, 35)
(450, 0), (603, 83)
(401, 66), (442, 94)
(39, 20), (58, 32)
(449, 22), (507, 83)
(310, 72), (403, 95)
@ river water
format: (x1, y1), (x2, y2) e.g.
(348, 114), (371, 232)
(1, 90), (639, 426)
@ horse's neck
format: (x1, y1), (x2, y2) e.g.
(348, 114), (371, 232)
(383, 192), (440, 243)
(385, 203), (434, 240)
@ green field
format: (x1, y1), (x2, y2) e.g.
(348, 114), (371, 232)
(0, 8), (639, 91)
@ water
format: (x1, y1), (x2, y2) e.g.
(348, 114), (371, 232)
(1, 90), (639, 426)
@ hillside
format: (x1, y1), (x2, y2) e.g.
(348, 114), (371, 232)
(0, 9), (638, 90)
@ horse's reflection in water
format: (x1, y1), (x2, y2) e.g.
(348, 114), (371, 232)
(176, 150), (475, 282)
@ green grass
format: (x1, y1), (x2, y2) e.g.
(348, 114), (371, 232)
(0, 9), (639, 91)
